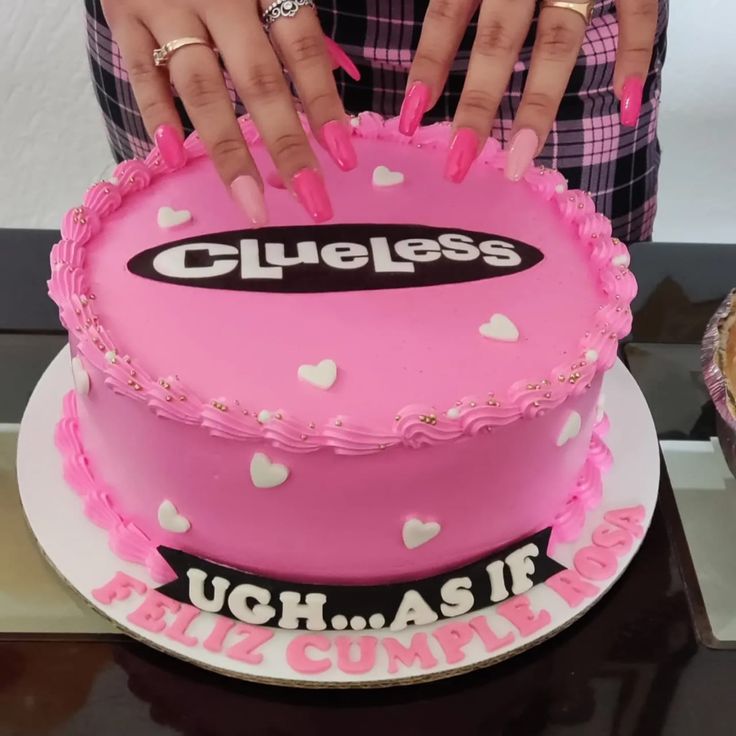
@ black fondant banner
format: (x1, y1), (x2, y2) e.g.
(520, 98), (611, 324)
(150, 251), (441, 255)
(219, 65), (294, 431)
(128, 223), (543, 293)
(156, 528), (564, 631)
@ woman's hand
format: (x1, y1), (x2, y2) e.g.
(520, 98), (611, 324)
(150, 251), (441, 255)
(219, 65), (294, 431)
(400, 0), (659, 183)
(102, 0), (357, 224)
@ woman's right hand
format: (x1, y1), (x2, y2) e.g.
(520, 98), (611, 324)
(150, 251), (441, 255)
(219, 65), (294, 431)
(102, 0), (357, 224)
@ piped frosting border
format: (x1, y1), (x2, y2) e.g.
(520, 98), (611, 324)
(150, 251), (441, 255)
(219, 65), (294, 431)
(48, 113), (636, 456)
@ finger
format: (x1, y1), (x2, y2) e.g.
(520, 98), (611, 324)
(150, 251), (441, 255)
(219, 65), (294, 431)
(112, 18), (186, 169)
(446, 0), (536, 182)
(505, 5), (587, 181)
(207, 6), (332, 221)
(265, 4), (356, 171)
(146, 12), (267, 226)
(614, 0), (658, 127)
(400, 0), (479, 136)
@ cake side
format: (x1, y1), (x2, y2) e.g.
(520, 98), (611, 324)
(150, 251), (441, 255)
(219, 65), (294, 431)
(49, 113), (634, 587)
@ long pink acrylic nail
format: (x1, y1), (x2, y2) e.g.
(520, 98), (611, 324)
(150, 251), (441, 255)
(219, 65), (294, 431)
(291, 169), (333, 223)
(230, 175), (268, 227)
(444, 128), (480, 183)
(154, 124), (186, 169)
(504, 128), (539, 182)
(399, 82), (431, 136)
(620, 76), (644, 127)
(321, 120), (357, 171)
(324, 36), (361, 82)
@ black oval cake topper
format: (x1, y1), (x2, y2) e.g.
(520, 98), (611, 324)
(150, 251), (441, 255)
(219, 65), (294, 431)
(127, 223), (544, 293)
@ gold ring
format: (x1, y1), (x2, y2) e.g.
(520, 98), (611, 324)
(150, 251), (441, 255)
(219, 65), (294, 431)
(540, 0), (595, 24)
(153, 37), (211, 67)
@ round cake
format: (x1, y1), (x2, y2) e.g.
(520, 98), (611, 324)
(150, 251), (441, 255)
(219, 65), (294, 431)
(49, 113), (636, 595)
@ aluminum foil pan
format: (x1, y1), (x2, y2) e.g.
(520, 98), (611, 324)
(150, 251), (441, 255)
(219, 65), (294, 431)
(702, 290), (736, 476)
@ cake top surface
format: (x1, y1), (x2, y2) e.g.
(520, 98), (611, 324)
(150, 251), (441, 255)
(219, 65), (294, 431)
(50, 114), (636, 453)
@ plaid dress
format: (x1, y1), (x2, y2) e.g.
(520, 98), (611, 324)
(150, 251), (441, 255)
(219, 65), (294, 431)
(85, 0), (668, 243)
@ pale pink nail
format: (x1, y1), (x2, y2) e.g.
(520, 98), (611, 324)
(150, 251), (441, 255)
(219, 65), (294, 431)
(321, 120), (357, 171)
(399, 82), (431, 136)
(323, 36), (361, 81)
(230, 175), (268, 227)
(154, 124), (186, 169)
(444, 128), (480, 183)
(620, 76), (644, 128)
(291, 169), (333, 223)
(504, 128), (539, 182)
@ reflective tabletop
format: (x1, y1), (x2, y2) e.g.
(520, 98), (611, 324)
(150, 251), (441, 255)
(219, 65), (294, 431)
(1, 231), (735, 735)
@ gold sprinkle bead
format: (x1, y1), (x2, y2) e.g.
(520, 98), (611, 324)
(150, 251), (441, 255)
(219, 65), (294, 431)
(178, 395), (186, 401)
(165, 396), (172, 402)
(300, 434), (308, 440)
(395, 415), (401, 422)
(308, 422), (316, 429)
(211, 401), (227, 412)
(544, 392), (552, 399)
(275, 412), (282, 420)
(469, 402), (477, 408)
(159, 380), (170, 389)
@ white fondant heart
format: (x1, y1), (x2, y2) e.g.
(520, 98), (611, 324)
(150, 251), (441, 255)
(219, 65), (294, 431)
(372, 165), (405, 188)
(557, 411), (582, 447)
(298, 359), (337, 390)
(612, 253), (630, 267)
(585, 349), (599, 362)
(157, 206), (192, 229)
(555, 183), (567, 194)
(350, 116), (361, 128)
(157, 500), (191, 533)
(447, 407), (461, 420)
(71, 356), (90, 395)
(250, 452), (289, 489)
(479, 314), (519, 342)
(257, 410), (273, 424)
(402, 518), (441, 550)
(105, 350), (117, 364)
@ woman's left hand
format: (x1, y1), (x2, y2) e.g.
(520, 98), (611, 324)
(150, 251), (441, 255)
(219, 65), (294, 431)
(400, 0), (658, 182)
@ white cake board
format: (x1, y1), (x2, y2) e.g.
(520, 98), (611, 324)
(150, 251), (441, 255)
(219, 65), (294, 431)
(17, 347), (659, 688)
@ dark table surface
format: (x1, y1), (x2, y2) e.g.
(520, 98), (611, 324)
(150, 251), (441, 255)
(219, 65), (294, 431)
(1, 230), (735, 736)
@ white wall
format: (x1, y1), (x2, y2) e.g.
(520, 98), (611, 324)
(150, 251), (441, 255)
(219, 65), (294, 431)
(1, 1), (734, 242)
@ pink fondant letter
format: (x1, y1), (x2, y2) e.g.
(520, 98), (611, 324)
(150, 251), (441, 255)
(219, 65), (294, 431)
(573, 545), (618, 581)
(225, 624), (274, 665)
(286, 634), (332, 674)
(126, 590), (180, 633)
(383, 633), (439, 674)
(164, 603), (200, 647)
(92, 571), (147, 605)
(592, 524), (633, 555)
(497, 595), (551, 637)
(335, 636), (378, 675)
(432, 621), (474, 664)
(203, 616), (236, 653)
(546, 569), (600, 608)
(604, 505), (646, 538)
(468, 615), (515, 652)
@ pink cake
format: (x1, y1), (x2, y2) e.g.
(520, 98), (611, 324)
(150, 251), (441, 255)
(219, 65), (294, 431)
(49, 114), (635, 610)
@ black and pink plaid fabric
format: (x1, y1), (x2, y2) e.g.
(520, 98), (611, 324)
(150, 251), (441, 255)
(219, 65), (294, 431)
(85, 0), (668, 242)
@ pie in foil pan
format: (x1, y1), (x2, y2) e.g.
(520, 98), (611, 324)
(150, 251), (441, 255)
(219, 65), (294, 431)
(702, 289), (736, 476)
